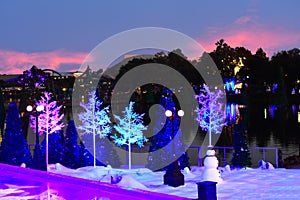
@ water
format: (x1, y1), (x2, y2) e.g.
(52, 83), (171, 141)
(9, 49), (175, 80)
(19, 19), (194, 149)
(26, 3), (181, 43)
(187, 102), (300, 167)
(224, 102), (300, 162)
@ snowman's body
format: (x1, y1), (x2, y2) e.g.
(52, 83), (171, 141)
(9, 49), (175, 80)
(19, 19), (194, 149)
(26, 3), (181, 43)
(201, 150), (222, 183)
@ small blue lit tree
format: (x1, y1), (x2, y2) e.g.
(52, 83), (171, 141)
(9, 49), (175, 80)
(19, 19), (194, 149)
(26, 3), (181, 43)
(0, 102), (31, 166)
(112, 102), (148, 170)
(29, 91), (65, 169)
(77, 91), (111, 167)
(195, 84), (226, 147)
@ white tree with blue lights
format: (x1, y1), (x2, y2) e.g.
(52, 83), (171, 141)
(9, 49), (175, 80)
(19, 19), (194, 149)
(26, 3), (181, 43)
(195, 84), (226, 147)
(112, 102), (148, 170)
(195, 84), (226, 182)
(78, 91), (111, 167)
(30, 91), (64, 169)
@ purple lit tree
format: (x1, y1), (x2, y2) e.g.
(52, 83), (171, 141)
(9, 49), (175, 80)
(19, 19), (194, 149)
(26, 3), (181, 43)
(29, 91), (64, 169)
(17, 66), (47, 88)
(195, 84), (226, 147)
(77, 91), (111, 167)
(112, 102), (148, 170)
(17, 66), (49, 113)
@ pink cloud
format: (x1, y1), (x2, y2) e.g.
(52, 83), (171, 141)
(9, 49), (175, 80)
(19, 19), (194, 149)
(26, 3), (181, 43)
(0, 49), (89, 74)
(199, 28), (300, 57)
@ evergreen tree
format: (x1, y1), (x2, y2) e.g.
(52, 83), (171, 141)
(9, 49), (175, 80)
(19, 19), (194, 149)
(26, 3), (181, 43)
(62, 120), (81, 169)
(80, 134), (121, 167)
(41, 130), (64, 165)
(147, 88), (190, 171)
(0, 102), (31, 166)
(112, 101), (148, 170)
(79, 144), (92, 167)
(79, 140), (98, 167)
(231, 108), (252, 168)
(0, 87), (5, 139)
(95, 137), (121, 168)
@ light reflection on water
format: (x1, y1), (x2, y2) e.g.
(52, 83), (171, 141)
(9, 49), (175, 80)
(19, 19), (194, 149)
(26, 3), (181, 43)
(224, 102), (300, 161)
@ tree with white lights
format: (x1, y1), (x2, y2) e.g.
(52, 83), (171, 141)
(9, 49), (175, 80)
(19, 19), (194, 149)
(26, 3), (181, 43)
(112, 102), (148, 170)
(77, 91), (111, 167)
(30, 91), (64, 169)
(195, 84), (226, 147)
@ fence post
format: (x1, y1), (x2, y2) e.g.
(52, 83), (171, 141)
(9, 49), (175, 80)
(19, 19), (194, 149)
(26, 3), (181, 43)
(223, 148), (227, 166)
(275, 148), (278, 168)
(198, 147), (202, 166)
(263, 149), (266, 161)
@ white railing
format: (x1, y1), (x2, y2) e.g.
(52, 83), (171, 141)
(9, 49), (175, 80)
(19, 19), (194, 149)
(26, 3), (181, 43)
(189, 146), (279, 168)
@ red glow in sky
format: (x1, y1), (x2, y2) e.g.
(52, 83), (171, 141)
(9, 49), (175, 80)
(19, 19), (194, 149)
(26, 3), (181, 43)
(0, 50), (88, 74)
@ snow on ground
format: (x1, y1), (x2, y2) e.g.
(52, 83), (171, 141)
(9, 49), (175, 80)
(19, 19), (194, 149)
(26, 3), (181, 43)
(48, 164), (300, 199)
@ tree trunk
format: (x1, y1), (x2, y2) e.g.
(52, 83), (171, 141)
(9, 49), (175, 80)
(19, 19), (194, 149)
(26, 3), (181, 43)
(128, 144), (131, 170)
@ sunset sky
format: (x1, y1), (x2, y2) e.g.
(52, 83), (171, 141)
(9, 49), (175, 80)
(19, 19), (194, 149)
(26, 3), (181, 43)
(1, 0), (300, 74)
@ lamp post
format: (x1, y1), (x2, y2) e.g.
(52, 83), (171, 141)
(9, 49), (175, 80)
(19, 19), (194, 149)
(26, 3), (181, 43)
(27, 104), (44, 169)
(27, 104), (44, 147)
(163, 109), (185, 187)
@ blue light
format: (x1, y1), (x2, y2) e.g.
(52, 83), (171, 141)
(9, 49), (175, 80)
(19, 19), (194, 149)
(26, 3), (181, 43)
(225, 80), (235, 92)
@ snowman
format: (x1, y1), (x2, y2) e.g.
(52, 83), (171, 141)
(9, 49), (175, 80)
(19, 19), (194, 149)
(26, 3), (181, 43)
(201, 150), (222, 183)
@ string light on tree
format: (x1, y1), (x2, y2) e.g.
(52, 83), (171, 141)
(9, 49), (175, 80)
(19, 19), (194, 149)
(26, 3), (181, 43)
(112, 101), (148, 170)
(29, 91), (64, 170)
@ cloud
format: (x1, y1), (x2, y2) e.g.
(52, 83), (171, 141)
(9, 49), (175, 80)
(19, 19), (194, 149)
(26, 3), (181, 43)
(235, 16), (254, 25)
(197, 12), (300, 57)
(198, 28), (300, 57)
(0, 49), (89, 74)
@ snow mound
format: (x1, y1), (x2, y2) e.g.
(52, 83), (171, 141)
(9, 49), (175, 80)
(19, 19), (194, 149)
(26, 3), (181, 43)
(117, 174), (147, 190)
(183, 167), (197, 178)
(218, 164), (231, 176)
(190, 166), (205, 174)
(48, 163), (152, 189)
(259, 160), (275, 170)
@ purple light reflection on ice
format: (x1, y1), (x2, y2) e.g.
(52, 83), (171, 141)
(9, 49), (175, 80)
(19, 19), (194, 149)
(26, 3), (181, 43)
(0, 164), (185, 200)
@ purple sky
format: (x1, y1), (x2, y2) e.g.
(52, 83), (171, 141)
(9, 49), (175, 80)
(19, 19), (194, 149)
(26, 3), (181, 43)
(0, 0), (300, 74)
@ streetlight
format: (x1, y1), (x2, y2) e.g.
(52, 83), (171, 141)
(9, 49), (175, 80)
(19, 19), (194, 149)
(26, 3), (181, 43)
(26, 104), (44, 152)
(27, 104), (44, 146)
(163, 108), (185, 187)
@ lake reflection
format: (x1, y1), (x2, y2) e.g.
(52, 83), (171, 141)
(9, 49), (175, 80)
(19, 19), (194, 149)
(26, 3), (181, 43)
(224, 102), (300, 160)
